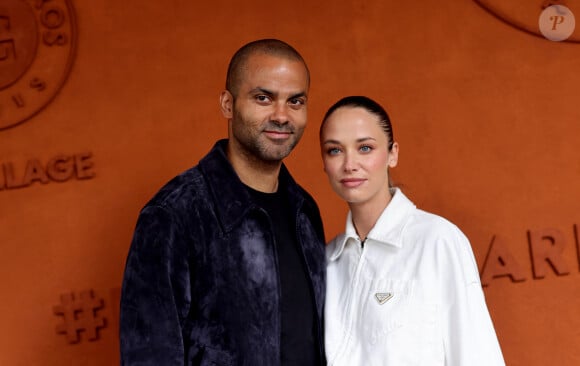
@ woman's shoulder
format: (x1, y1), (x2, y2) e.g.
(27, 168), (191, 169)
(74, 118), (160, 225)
(405, 208), (481, 283)
(406, 208), (464, 238)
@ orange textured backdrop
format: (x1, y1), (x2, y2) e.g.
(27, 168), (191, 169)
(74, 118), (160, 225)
(1, 0), (579, 365)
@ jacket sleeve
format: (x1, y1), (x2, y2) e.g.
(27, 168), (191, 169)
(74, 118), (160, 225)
(120, 205), (191, 366)
(443, 228), (506, 366)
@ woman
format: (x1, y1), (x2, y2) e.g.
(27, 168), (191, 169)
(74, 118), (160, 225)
(320, 96), (505, 366)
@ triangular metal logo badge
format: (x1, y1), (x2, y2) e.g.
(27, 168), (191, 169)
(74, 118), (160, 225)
(375, 292), (393, 305)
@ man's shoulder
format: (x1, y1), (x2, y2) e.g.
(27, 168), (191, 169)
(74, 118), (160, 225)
(292, 181), (316, 204)
(281, 166), (318, 207)
(144, 164), (208, 212)
(288, 179), (321, 218)
(143, 141), (227, 212)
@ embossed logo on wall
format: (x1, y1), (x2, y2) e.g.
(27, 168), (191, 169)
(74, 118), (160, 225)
(0, 151), (95, 190)
(0, 0), (76, 130)
(480, 224), (580, 286)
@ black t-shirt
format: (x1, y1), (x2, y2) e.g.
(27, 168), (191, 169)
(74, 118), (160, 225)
(247, 184), (319, 366)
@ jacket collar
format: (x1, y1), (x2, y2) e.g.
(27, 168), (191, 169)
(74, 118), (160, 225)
(329, 188), (416, 261)
(199, 139), (307, 233)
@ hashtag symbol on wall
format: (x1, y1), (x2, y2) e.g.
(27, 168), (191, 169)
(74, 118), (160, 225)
(53, 290), (107, 344)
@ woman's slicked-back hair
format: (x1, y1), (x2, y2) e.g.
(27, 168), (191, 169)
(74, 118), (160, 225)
(321, 95), (394, 150)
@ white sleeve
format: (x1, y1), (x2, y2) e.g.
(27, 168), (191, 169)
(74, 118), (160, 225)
(442, 228), (506, 366)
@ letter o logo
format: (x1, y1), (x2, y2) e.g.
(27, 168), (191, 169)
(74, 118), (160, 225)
(0, 0), (76, 130)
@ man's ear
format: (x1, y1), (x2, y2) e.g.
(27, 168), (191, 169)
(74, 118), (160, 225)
(220, 90), (234, 118)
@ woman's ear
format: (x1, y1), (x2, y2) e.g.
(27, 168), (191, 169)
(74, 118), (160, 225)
(388, 142), (399, 168)
(220, 90), (233, 118)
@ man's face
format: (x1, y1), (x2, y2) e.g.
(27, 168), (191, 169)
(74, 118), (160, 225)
(226, 53), (309, 162)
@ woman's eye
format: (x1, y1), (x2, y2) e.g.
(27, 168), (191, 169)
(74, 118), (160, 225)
(360, 145), (372, 152)
(327, 147), (341, 155)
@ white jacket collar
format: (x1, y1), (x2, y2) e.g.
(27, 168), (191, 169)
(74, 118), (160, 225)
(329, 188), (416, 261)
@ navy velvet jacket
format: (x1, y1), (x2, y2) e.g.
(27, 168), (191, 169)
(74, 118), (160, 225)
(120, 139), (327, 366)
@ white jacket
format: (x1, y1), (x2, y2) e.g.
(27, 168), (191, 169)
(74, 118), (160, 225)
(325, 189), (505, 366)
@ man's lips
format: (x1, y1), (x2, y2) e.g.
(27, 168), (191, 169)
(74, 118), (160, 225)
(264, 130), (292, 140)
(340, 178), (366, 188)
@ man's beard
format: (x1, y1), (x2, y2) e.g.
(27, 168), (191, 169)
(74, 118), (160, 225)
(232, 110), (304, 162)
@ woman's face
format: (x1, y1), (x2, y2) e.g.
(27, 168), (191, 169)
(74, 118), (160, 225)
(320, 106), (398, 206)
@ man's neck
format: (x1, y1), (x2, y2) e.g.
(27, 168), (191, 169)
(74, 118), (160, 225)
(227, 146), (282, 193)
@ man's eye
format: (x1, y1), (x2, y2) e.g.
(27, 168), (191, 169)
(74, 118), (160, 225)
(289, 98), (305, 105)
(256, 95), (271, 102)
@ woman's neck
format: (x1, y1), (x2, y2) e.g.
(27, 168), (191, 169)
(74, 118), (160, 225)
(350, 190), (393, 241)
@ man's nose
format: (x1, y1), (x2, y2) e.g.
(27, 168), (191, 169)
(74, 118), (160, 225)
(271, 103), (290, 124)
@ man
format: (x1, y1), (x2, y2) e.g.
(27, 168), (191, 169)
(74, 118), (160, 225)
(120, 39), (326, 366)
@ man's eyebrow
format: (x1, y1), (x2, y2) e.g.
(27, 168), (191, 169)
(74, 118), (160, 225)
(289, 92), (308, 101)
(248, 88), (308, 100)
(249, 87), (275, 96)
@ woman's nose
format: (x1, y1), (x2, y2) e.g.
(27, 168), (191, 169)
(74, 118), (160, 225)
(343, 152), (358, 172)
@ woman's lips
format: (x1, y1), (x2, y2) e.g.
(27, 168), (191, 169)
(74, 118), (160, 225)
(340, 178), (366, 188)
